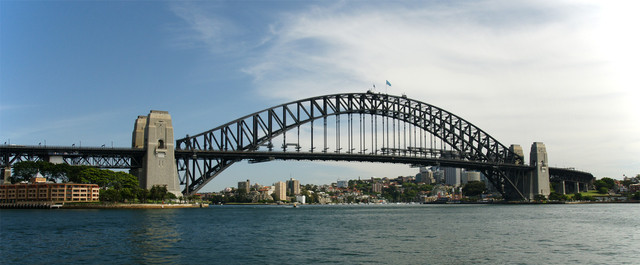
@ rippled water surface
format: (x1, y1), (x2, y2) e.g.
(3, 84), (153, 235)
(1, 204), (638, 264)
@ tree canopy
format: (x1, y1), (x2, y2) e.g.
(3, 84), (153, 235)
(11, 161), (138, 189)
(594, 177), (615, 191)
(462, 181), (485, 196)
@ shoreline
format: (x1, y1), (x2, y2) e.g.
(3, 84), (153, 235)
(0, 202), (209, 209)
(2, 200), (637, 209)
(61, 203), (210, 209)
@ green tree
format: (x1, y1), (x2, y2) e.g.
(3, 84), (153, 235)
(593, 177), (616, 190)
(462, 181), (486, 196)
(633, 191), (640, 200)
(236, 188), (250, 203)
(597, 187), (608, 194)
(12, 161), (69, 183)
(548, 192), (568, 201)
(573, 193), (583, 200)
(533, 194), (547, 201)
(150, 185), (169, 201)
(382, 186), (401, 202)
(137, 188), (150, 203)
(11, 161), (39, 182)
(119, 187), (136, 202)
(594, 180), (608, 191)
(418, 184), (433, 192)
(100, 189), (122, 202)
(402, 189), (418, 202)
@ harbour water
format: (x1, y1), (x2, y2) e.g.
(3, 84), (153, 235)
(1, 203), (638, 264)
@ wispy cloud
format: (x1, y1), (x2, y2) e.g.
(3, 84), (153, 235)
(168, 2), (241, 53)
(171, 0), (639, 178)
(245, 1), (608, 100)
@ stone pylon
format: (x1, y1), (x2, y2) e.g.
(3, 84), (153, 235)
(2, 167), (11, 184)
(131, 110), (181, 197)
(528, 142), (551, 199)
(509, 144), (524, 163)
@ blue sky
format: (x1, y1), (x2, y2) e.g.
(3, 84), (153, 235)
(2, 0), (638, 191)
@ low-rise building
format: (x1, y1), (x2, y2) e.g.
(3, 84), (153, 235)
(295, 194), (306, 204)
(0, 177), (100, 204)
(337, 180), (349, 188)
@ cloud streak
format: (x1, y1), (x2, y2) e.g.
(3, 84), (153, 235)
(171, 0), (639, 180)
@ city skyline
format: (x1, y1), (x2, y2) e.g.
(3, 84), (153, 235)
(2, 1), (638, 192)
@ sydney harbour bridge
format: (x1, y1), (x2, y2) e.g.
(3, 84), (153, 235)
(1, 92), (593, 201)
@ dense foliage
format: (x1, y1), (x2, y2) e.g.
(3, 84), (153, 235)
(462, 181), (485, 196)
(548, 192), (568, 201)
(593, 177), (615, 191)
(12, 161), (137, 188)
(379, 182), (433, 202)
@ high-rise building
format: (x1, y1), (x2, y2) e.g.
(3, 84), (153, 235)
(444, 167), (462, 187)
(274, 181), (286, 201)
(238, 179), (250, 193)
(431, 167), (445, 183)
(286, 178), (300, 195)
(372, 182), (383, 193)
(415, 167), (435, 184)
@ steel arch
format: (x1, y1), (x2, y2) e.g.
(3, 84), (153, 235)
(175, 92), (524, 195)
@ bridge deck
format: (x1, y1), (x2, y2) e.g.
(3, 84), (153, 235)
(174, 149), (532, 171)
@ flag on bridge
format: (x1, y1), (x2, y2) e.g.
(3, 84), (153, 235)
(386, 80), (392, 87)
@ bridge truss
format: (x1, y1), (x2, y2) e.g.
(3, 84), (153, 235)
(176, 92), (530, 198)
(0, 145), (144, 169)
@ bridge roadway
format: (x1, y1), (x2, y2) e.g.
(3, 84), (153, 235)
(2, 145), (592, 183)
(174, 149), (532, 171)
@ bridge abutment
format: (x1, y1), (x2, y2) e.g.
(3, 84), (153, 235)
(132, 111), (181, 198)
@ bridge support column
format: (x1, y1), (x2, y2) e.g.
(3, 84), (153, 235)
(2, 167), (11, 184)
(574, 182), (580, 193)
(132, 110), (181, 198)
(580, 182), (588, 192)
(556, 180), (566, 195)
(527, 142), (550, 200)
